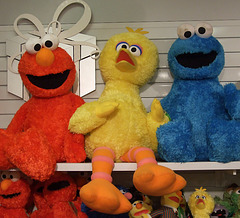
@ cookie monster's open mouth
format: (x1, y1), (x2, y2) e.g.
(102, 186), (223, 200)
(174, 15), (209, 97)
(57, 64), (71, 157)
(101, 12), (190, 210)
(1, 192), (21, 199)
(47, 180), (70, 191)
(27, 70), (70, 89)
(176, 51), (217, 68)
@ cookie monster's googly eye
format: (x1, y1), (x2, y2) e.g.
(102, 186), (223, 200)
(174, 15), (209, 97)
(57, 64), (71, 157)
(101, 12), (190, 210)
(42, 34), (59, 50)
(116, 42), (129, 51)
(130, 45), (142, 56)
(25, 38), (42, 54)
(177, 24), (195, 39)
(195, 23), (213, 38)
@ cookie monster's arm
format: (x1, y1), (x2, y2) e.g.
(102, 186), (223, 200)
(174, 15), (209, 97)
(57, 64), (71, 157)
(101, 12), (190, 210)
(224, 83), (240, 120)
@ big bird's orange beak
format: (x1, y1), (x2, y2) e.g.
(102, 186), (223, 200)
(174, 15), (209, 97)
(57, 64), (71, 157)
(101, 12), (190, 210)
(115, 49), (137, 72)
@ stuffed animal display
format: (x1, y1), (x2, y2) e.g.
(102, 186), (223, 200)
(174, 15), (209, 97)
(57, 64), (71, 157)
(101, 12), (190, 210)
(188, 187), (215, 218)
(0, 0), (100, 181)
(0, 171), (31, 217)
(69, 27), (186, 214)
(156, 22), (240, 163)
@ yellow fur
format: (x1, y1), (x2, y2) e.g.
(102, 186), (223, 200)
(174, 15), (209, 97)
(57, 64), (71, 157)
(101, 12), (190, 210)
(188, 187), (215, 218)
(69, 31), (169, 161)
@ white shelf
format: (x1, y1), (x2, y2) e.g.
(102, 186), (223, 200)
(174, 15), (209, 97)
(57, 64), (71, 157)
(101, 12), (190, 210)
(55, 161), (240, 172)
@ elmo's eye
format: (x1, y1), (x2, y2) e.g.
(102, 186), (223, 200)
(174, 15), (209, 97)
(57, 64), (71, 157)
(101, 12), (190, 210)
(177, 24), (195, 39)
(116, 42), (129, 51)
(25, 38), (42, 54)
(195, 22), (213, 38)
(130, 45), (142, 56)
(9, 171), (20, 182)
(42, 34), (59, 50)
(1, 172), (7, 180)
(0, 171), (20, 182)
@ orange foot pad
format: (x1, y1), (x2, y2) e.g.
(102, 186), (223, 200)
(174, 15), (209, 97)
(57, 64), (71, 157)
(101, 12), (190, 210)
(80, 179), (132, 214)
(133, 163), (186, 196)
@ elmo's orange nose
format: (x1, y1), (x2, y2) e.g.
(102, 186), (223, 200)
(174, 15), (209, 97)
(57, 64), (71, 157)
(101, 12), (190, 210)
(36, 48), (55, 66)
(1, 179), (12, 191)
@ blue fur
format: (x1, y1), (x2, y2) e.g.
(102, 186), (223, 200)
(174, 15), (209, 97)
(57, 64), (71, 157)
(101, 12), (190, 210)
(157, 32), (240, 162)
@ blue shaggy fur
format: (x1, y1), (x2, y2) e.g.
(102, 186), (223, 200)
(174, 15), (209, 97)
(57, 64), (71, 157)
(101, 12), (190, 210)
(157, 26), (240, 162)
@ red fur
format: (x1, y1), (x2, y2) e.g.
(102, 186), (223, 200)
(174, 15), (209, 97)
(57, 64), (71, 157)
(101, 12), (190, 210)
(0, 47), (86, 181)
(0, 177), (31, 218)
(31, 172), (87, 218)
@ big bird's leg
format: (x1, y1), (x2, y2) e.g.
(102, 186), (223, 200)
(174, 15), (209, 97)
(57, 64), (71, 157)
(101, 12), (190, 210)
(80, 147), (132, 214)
(121, 147), (186, 196)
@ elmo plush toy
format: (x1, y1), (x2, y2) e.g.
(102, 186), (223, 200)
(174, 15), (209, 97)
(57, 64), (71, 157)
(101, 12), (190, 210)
(0, 171), (31, 218)
(31, 172), (80, 218)
(0, 0), (100, 181)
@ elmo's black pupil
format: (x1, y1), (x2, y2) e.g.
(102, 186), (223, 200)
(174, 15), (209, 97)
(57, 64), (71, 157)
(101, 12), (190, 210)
(131, 47), (136, 52)
(34, 44), (41, 51)
(45, 40), (53, 48)
(198, 27), (206, 34)
(2, 175), (6, 179)
(184, 31), (192, 38)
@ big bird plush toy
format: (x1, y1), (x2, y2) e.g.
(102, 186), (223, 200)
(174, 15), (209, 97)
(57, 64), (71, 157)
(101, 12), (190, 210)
(69, 27), (186, 215)
(188, 187), (215, 218)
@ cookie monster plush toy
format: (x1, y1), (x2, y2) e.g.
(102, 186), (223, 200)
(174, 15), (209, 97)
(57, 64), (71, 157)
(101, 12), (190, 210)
(157, 22), (240, 162)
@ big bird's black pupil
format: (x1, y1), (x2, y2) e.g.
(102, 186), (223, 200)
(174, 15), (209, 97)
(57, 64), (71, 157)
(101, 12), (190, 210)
(131, 47), (137, 52)
(122, 45), (128, 49)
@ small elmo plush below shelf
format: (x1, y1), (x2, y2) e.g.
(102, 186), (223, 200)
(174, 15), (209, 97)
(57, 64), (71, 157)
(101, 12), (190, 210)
(0, 171), (31, 218)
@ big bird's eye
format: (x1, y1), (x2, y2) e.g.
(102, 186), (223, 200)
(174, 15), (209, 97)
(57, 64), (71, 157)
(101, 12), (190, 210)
(202, 196), (206, 199)
(195, 195), (200, 199)
(195, 22), (213, 38)
(116, 42), (129, 51)
(177, 24), (195, 39)
(130, 45), (142, 56)
(42, 34), (59, 50)
(0, 171), (20, 182)
(25, 38), (42, 54)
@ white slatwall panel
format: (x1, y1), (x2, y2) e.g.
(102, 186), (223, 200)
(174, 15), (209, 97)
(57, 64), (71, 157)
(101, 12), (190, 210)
(1, 21), (240, 129)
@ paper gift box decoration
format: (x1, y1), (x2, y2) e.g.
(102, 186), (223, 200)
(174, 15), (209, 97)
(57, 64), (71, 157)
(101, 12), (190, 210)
(6, 0), (100, 101)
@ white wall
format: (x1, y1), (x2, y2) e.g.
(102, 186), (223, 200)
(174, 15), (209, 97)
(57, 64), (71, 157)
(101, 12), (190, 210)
(1, 0), (240, 26)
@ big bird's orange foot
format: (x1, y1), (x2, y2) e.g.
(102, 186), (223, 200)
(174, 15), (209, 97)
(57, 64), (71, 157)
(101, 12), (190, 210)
(133, 163), (186, 196)
(80, 179), (132, 214)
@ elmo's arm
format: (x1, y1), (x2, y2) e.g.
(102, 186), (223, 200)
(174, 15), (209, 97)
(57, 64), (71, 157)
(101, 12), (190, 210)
(6, 101), (30, 133)
(64, 94), (86, 163)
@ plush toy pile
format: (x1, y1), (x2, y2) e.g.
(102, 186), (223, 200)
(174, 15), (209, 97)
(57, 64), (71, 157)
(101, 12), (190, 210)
(69, 27), (186, 214)
(157, 22), (240, 163)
